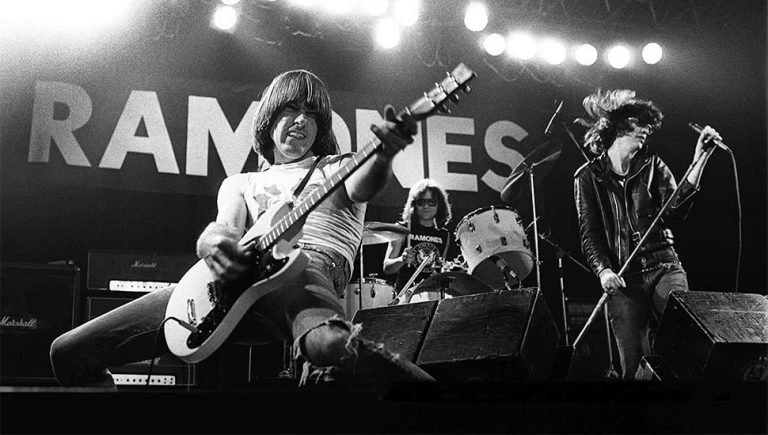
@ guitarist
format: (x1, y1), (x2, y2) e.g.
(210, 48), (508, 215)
(50, 69), (434, 388)
(383, 178), (453, 296)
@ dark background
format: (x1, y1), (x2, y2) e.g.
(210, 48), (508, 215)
(1, 0), (765, 335)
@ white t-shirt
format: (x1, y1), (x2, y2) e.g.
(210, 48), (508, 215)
(232, 154), (365, 272)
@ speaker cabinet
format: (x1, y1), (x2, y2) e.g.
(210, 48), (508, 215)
(416, 288), (560, 382)
(1, 263), (81, 385)
(351, 300), (438, 362)
(85, 291), (197, 387)
(653, 291), (768, 381)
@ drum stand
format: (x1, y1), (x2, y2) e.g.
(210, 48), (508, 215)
(357, 244), (365, 311)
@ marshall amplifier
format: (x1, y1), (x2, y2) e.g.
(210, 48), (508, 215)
(1, 263), (81, 386)
(85, 292), (197, 387)
(86, 250), (198, 291)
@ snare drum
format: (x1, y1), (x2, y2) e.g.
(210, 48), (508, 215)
(454, 206), (534, 289)
(343, 278), (396, 319)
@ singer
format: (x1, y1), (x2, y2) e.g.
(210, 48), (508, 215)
(572, 89), (721, 380)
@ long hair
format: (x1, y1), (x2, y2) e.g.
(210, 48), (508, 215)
(575, 89), (663, 156)
(400, 179), (452, 228)
(252, 70), (339, 164)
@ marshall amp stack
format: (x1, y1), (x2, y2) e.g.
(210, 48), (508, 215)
(1, 262), (81, 386)
(85, 250), (199, 387)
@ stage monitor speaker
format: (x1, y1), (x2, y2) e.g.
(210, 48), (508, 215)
(1, 263), (81, 386)
(653, 290), (768, 382)
(85, 292), (197, 387)
(416, 288), (560, 382)
(351, 300), (438, 362)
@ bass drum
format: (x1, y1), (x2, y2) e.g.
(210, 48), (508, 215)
(343, 278), (396, 319)
(454, 206), (534, 289)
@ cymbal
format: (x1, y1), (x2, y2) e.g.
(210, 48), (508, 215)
(361, 221), (409, 245)
(413, 271), (493, 296)
(500, 139), (563, 203)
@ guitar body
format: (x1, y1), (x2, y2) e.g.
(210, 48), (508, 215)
(164, 202), (308, 364)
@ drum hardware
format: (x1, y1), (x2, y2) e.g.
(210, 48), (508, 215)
(490, 254), (519, 291)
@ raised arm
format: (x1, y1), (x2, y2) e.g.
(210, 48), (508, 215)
(345, 106), (417, 203)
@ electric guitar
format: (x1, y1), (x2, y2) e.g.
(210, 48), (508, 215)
(164, 64), (477, 363)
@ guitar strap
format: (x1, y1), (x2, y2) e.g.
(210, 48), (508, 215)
(291, 155), (324, 203)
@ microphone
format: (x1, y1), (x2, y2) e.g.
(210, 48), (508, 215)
(689, 122), (729, 151)
(544, 100), (563, 135)
(491, 255), (518, 289)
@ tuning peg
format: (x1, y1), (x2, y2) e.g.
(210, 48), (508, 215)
(450, 94), (460, 103)
(463, 84), (471, 94)
(438, 104), (451, 114)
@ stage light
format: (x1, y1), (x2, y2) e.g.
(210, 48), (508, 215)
(375, 19), (400, 48)
(393, 0), (419, 27)
(464, 2), (488, 32)
(319, 0), (353, 14)
(642, 42), (663, 64)
(507, 32), (537, 60)
(483, 33), (506, 56)
(362, 0), (388, 16)
(287, 0), (316, 7)
(574, 44), (598, 66)
(607, 45), (631, 69)
(221, 0), (240, 5)
(0, 0), (132, 30)
(213, 5), (237, 31)
(540, 39), (566, 65)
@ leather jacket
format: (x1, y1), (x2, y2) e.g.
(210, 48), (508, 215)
(573, 152), (698, 277)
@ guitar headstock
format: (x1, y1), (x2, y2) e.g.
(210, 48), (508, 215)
(402, 63), (476, 121)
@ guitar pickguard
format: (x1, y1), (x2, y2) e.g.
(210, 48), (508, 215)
(186, 248), (288, 349)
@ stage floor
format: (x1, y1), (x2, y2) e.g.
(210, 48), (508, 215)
(2, 380), (766, 434)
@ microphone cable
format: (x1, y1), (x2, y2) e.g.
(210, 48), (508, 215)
(723, 146), (741, 293)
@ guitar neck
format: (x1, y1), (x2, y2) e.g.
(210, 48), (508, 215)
(254, 136), (382, 252)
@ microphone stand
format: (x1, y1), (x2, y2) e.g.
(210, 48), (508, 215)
(572, 150), (711, 350)
(538, 232), (590, 346)
(528, 163), (543, 292)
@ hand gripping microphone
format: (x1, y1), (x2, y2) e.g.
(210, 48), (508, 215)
(689, 122), (730, 151)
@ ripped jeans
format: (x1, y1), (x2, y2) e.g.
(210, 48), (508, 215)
(49, 246), (351, 388)
(605, 247), (689, 380)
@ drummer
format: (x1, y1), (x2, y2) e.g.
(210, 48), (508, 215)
(383, 179), (453, 291)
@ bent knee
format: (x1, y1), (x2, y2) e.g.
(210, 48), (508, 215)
(302, 325), (350, 367)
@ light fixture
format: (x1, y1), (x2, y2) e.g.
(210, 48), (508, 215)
(483, 33), (506, 56)
(464, 2), (488, 32)
(642, 42), (663, 64)
(574, 44), (598, 66)
(607, 45), (631, 69)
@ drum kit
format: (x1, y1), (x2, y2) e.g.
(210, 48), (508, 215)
(346, 119), (592, 347)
